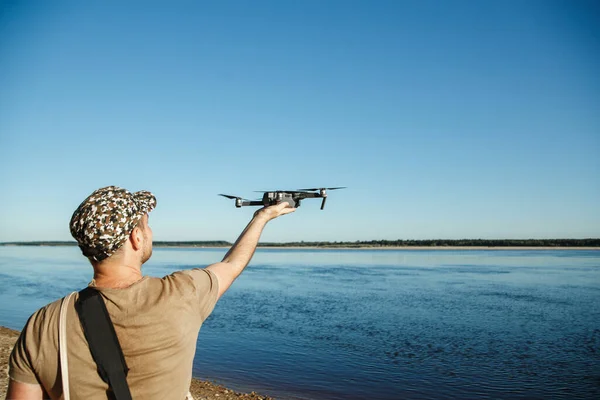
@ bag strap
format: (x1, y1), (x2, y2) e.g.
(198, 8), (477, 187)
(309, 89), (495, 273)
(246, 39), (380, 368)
(75, 287), (132, 400)
(59, 291), (77, 400)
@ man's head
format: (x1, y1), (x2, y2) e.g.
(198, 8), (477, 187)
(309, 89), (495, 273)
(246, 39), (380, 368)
(69, 186), (157, 263)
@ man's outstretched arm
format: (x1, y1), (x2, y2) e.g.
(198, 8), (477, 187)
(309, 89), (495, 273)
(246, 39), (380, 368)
(206, 202), (295, 299)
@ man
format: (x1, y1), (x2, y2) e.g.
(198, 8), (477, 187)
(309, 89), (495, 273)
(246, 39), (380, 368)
(7, 185), (294, 399)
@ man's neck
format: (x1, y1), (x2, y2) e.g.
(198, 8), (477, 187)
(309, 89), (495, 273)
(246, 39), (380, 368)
(91, 274), (143, 289)
(92, 262), (143, 289)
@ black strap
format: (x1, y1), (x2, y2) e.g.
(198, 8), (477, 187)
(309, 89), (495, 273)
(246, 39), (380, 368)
(75, 287), (132, 400)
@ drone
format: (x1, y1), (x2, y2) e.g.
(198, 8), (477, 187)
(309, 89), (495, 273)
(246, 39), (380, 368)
(219, 187), (346, 210)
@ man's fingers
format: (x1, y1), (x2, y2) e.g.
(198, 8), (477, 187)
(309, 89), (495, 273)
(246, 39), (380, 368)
(278, 201), (292, 209)
(264, 201), (295, 218)
(255, 202), (295, 220)
(274, 201), (295, 215)
(280, 207), (296, 215)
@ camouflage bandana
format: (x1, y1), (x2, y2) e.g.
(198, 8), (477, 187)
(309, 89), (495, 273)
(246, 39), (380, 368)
(69, 186), (157, 262)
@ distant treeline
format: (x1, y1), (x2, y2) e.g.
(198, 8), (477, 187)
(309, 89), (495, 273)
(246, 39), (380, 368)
(259, 239), (600, 247)
(257, 239), (600, 247)
(1, 239), (599, 247)
(154, 241), (231, 247)
(0, 241), (232, 247)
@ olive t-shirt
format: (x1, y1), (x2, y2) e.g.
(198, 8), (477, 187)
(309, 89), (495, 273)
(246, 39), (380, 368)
(9, 268), (219, 400)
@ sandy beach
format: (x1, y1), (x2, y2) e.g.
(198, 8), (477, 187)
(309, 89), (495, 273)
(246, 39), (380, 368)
(0, 326), (273, 400)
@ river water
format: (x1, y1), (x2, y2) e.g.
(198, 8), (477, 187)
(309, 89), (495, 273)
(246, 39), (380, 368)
(0, 247), (599, 399)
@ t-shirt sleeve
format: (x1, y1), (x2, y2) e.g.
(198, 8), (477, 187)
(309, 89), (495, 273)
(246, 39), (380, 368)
(9, 312), (44, 385)
(180, 268), (220, 321)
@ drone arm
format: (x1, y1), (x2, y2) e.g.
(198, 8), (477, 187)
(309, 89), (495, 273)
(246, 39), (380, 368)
(300, 192), (320, 198)
(242, 201), (265, 207)
(297, 191), (326, 209)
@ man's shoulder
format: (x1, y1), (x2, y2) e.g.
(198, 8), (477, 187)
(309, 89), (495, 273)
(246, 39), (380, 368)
(25, 294), (72, 330)
(168, 268), (218, 290)
(158, 269), (218, 301)
(161, 268), (216, 284)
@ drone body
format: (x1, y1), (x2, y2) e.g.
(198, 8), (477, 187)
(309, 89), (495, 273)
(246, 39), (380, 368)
(220, 187), (345, 210)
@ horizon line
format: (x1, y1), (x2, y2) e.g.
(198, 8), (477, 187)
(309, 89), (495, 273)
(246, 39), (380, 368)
(1, 238), (599, 246)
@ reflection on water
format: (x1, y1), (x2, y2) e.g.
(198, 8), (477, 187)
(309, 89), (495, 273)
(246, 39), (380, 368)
(0, 247), (599, 399)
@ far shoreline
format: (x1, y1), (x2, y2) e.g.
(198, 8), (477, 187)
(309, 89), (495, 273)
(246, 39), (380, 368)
(185, 246), (600, 251)
(1, 244), (599, 251)
(155, 245), (600, 251)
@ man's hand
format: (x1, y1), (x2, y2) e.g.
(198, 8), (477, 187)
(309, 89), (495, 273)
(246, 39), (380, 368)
(254, 201), (296, 221)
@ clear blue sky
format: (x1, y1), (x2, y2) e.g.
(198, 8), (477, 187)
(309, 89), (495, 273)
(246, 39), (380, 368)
(1, 0), (598, 243)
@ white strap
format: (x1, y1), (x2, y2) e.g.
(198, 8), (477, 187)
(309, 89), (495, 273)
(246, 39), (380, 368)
(59, 292), (77, 400)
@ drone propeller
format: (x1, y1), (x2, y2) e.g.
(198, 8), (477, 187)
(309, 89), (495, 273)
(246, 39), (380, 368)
(219, 194), (241, 200)
(254, 190), (307, 194)
(298, 187), (347, 191)
(219, 194), (260, 208)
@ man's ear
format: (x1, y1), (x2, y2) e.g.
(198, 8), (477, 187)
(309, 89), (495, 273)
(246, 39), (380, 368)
(130, 226), (144, 251)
